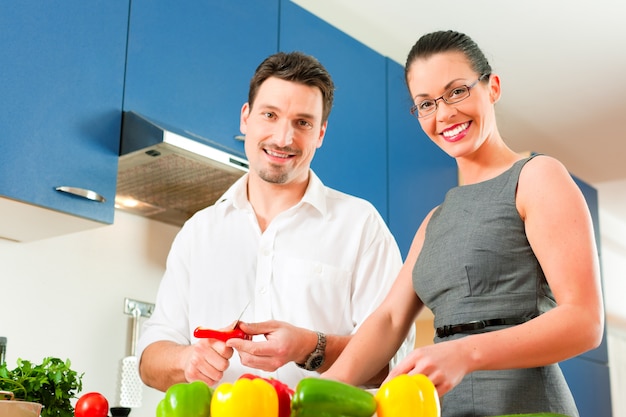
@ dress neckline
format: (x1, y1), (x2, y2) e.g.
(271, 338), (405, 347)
(454, 157), (530, 191)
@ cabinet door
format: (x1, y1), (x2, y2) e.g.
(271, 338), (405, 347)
(279, 1), (389, 219)
(561, 177), (612, 415)
(387, 59), (457, 258)
(0, 0), (129, 241)
(561, 357), (612, 417)
(572, 177), (609, 363)
(123, 0), (280, 157)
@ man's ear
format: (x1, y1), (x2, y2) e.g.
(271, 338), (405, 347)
(316, 120), (328, 149)
(240, 102), (250, 135)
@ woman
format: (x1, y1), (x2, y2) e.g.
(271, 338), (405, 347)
(321, 30), (604, 416)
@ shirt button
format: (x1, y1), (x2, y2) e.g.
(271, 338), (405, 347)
(259, 286), (267, 294)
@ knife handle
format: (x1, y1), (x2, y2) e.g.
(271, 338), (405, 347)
(193, 327), (251, 341)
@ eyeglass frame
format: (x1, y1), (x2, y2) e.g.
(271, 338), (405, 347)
(410, 73), (489, 119)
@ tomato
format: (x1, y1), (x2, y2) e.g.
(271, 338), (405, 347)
(74, 392), (109, 417)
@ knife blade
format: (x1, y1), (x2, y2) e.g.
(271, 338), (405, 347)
(193, 300), (252, 341)
(230, 299), (251, 330)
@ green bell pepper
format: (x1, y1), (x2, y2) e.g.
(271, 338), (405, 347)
(156, 380), (213, 417)
(291, 378), (377, 417)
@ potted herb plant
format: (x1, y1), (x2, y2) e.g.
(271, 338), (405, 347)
(0, 357), (83, 417)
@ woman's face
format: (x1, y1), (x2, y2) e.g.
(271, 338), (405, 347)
(406, 51), (500, 158)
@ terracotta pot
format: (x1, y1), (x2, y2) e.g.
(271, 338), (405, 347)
(0, 399), (43, 417)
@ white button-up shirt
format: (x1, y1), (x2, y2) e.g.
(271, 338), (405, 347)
(138, 170), (413, 387)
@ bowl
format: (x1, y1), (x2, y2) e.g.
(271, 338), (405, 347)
(110, 406), (132, 417)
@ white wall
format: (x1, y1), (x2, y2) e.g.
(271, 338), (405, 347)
(0, 211), (179, 417)
(598, 202), (626, 417)
(599, 209), (626, 320)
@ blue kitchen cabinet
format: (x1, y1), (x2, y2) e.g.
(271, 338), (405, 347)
(0, 0), (129, 241)
(573, 176), (609, 364)
(279, 1), (389, 219)
(561, 357), (612, 417)
(123, 0), (280, 158)
(386, 59), (458, 258)
(559, 176), (612, 416)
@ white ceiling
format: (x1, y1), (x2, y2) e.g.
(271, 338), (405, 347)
(292, 0), (626, 219)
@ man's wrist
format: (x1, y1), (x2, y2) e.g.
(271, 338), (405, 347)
(296, 331), (326, 371)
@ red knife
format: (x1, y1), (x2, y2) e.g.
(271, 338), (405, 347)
(194, 301), (252, 341)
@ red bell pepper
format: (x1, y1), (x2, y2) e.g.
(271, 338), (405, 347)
(239, 373), (294, 417)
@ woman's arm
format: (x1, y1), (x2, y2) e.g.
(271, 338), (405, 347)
(320, 210), (435, 385)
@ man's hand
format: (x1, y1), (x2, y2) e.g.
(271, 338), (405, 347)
(139, 335), (236, 391)
(181, 338), (235, 386)
(226, 320), (318, 372)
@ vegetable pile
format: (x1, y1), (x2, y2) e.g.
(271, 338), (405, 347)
(156, 373), (441, 417)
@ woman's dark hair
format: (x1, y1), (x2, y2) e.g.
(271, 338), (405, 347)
(248, 51), (335, 123)
(404, 30), (492, 85)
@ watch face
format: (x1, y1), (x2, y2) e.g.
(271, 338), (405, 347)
(308, 353), (325, 371)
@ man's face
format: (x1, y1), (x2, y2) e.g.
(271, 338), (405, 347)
(240, 77), (327, 185)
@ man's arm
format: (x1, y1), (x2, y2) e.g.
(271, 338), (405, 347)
(296, 329), (389, 386)
(139, 341), (189, 391)
(229, 322), (389, 386)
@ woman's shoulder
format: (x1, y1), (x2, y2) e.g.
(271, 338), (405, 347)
(520, 154), (572, 184)
(517, 154), (582, 218)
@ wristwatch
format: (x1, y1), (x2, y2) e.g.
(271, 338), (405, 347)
(296, 331), (326, 371)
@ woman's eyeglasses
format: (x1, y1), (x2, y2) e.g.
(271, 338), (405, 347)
(410, 74), (488, 119)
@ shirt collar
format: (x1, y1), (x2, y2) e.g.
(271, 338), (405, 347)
(217, 170), (327, 216)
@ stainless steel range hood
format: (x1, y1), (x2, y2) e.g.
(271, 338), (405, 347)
(116, 111), (248, 227)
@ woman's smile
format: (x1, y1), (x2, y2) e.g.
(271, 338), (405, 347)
(441, 121), (471, 142)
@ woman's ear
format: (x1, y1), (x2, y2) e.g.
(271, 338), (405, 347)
(488, 74), (502, 104)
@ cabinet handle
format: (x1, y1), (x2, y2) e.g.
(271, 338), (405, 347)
(55, 186), (106, 203)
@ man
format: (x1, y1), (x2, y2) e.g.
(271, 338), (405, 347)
(137, 51), (414, 390)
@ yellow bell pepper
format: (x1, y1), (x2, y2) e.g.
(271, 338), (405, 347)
(375, 374), (440, 417)
(211, 377), (278, 417)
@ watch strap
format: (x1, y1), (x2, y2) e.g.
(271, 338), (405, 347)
(296, 331), (326, 371)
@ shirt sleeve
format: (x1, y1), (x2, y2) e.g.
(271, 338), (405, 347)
(136, 226), (192, 361)
(349, 208), (415, 366)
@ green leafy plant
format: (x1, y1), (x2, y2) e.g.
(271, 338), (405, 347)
(0, 357), (83, 417)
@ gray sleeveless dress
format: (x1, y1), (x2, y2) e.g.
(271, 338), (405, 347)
(413, 156), (579, 417)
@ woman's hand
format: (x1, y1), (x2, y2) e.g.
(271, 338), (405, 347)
(386, 339), (471, 396)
